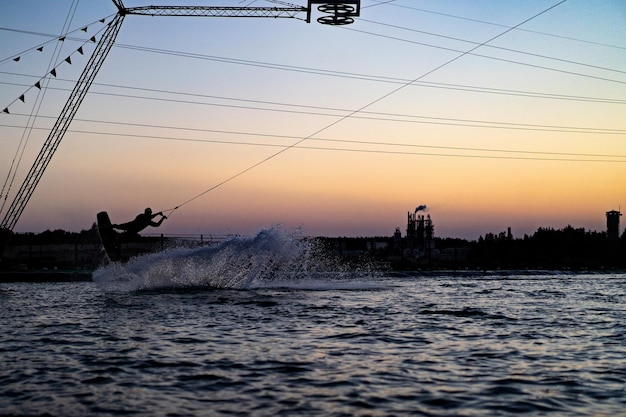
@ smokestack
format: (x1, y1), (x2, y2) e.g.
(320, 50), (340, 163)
(415, 205), (427, 213)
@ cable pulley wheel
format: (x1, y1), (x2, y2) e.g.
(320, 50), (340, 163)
(316, 3), (356, 25)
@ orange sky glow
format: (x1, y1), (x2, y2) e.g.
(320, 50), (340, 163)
(1, 1), (625, 240)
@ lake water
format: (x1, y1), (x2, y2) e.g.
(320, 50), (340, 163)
(1, 229), (625, 416)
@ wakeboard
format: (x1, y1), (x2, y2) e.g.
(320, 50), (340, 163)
(97, 211), (122, 262)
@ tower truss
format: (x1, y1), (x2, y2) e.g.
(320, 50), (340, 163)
(0, 1), (360, 231)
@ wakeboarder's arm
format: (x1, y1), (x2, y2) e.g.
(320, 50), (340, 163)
(149, 213), (167, 227)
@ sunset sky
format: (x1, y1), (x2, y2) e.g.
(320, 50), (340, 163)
(1, 0), (625, 239)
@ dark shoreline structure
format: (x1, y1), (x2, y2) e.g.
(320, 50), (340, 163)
(0, 226), (228, 282)
(320, 208), (626, 271)
(1, 223), (625, 282)
(1, 207), (625, 280)
(320, 226), (626, 271)
(0, 226), (98, 282)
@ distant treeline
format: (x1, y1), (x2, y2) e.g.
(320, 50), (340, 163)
(465, 226), (626, 269)
(321, 226), (626, 270)
(3, 225), (626, 271)
(6, 227), (101, 245)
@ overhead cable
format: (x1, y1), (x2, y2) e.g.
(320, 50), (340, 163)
(2, 121), (624, 162)
(365, 0), (626, 51)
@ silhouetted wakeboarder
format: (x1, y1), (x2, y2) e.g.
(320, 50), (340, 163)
(96, 208), (167, 262)
(112, 208), (167, 235)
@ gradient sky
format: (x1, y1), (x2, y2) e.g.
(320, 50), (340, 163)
(1, 0), (625, 239)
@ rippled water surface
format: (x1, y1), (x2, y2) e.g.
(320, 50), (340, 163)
(2, 272), (625, 416)
(1, 232), (625, 416)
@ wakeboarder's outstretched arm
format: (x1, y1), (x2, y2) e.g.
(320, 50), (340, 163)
(149, 212), (167, 227)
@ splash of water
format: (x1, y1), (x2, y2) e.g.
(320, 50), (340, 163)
(93, 227), (376, 292)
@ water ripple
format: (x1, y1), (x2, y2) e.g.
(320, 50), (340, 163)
(1, 273), (626, 416)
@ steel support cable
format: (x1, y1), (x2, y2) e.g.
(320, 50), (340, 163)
(4, 68), (626, 105)
(4, 123), (624, 162)
(7, 77), (625, 134)
(365, 0), (626, 52)
(109, 28), (626, 85)
(6, 92), (626, 135)
(1, 23), (114, 115)
(341, 27), (626, 86)
(21, 87), (624, 134)
(163, 0), (569, 216)
(358, 18), (626, 77)
(82, 89), (626, 134)
(6, 24), (626, 89)
(101, 44), (626, 101)
(115, 41), (626, 89)
(6, 78), (623, 134)
(1, 0), (83, 216)
(3, 31), (626, 103)
(0, 15), (116, 65)
(1, 16), (112, 206)
(0, 14), (125, 230)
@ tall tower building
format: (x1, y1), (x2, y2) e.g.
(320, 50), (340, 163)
(606, 210), (622, 241)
